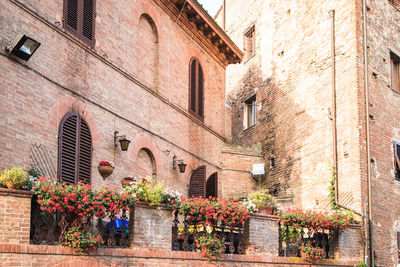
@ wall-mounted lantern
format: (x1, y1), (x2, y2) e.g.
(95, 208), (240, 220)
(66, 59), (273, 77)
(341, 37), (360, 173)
(173, 155), (187, 173)
(5, 34), (41, 61)
(114, 131), (131, 151)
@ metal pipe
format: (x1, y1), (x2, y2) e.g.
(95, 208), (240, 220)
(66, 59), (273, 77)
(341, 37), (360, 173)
(329, 9), (363, 217)
(362, 0), (374, 265)
(223, 0), (226, 30)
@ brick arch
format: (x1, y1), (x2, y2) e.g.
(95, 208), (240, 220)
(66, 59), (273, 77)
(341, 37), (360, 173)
(128, 133), (163, 176)
(132, 0), (165, 43)
(182, 159), (201, 185)
(48, 96), (100, 148)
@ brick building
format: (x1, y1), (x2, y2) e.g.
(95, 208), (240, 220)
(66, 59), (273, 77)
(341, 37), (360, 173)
(0, 0), (256, 203)
(217, 0), (400, 265)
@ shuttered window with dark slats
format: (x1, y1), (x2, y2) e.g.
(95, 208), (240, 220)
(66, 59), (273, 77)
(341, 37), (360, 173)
(189, 165), (206, 198)
(397, 231), (400, 263)
(188, 58), (204, 120)
(206, 172), (218, 198)
(58, 113), (92, 185)
(64, 0), (95, 47)
(395, 142), (400, 181)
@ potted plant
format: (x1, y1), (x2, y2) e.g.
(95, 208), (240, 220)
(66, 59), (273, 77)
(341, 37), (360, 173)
(98, 161), (115, 179)
(299, 241), (326, 263)
(0, 167), (28, 189)
(247, 189), (276, 215)
(121, 176), (137, 188)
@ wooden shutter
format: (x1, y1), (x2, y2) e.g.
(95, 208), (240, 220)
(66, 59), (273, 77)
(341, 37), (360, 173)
(397, 231), (400, 263)
(198, 64), (204, 118)
(63, 0), (95, 47)
(189, 165), (206, 198)
(77, 117), (92, 184)
(58, 113), (92, 185)
(64, 0), (79, 35)
(81, 0), (95, 46)
(189, 59), (197, 113)
(395, 143), (400, 181)
(206, 172), (218, 198)
(188, 58), (204, 119)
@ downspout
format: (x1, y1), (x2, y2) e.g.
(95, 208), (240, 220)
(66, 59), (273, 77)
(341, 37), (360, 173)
(362, 0), (374, 265)
(329, 10), (363, 217)
(223, 0), (226, 30)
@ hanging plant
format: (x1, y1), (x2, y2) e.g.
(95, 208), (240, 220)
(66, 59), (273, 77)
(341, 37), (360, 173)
(98, 161), (115, 179)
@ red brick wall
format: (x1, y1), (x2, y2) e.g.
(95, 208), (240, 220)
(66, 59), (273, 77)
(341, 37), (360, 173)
(0, 189), (32, 245)
(0, 0), (227, 197)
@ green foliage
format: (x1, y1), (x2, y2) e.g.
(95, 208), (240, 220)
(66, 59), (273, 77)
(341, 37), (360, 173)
(64, 227), (103, 253)
(355, 261), (367, 267)
(27, 164), (44, 178)
(124, 177), (167, 206)
(300, 241), (326, 263)
(247, 189), (276, 209)
(0, 167), (28, 189)
(280, 225), (301, 243)
(195, 232), (225, 261)
(328, 164), (358, 223)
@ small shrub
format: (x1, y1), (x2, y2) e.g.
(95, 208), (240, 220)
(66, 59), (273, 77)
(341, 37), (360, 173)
(247, 189), (276, 209)
(0, 167), (28, 189)
(195, 232), (225, 261)
(64, 227), (103, 253)
(355, 261), (367, 267)
(300, 241), (326, 263)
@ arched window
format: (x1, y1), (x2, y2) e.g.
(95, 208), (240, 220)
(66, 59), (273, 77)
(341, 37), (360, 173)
(189, 165), (206, 197)
(206, 172), (218, 198)
(57, 113), (92, 184)
(136, 148), (157, 180)
(189, 58), (204, 119)
(138, 14), (159, 90)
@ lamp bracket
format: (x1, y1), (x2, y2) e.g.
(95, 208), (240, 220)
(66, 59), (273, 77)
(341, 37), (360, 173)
(114, 131), (126, 147)
(172, 155), (183, 170)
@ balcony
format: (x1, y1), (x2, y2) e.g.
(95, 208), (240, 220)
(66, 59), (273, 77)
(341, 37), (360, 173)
(0, 186), (362, 266)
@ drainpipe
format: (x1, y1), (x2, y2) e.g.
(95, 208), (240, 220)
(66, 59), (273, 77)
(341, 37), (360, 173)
(362, 0), (374, 265)
(329, 10), (363, 217)
(223, 0), (226, 30)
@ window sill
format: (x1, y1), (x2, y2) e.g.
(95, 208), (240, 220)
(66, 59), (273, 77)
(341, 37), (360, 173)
(243, 124), (256, 133)
(188, 110), (204, 123)
(243, 54), (256, 64)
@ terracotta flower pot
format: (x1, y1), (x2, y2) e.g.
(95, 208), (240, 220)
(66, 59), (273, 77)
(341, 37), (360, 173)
(4, 180), (26, 189)
(121, 177), (135, 187)
(98, 165), (114, 179)
(257, 206), (274, 215)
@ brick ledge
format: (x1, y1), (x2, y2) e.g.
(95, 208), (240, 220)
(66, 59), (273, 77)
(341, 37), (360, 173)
(0, 244), (358, 266)
(0, 188), (33, 198)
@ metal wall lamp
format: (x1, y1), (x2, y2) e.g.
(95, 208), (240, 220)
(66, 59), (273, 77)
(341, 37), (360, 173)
(5, 34), (41, 61)
(114, 131), (131, 151)
(173, 155), (187, 173)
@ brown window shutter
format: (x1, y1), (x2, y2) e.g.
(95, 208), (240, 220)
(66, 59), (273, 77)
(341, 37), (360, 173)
(77, 117), (92, 184)
(206, 172), (218, 198)
(189, 59), (197, 113)
(198, 64), (204, 117)
(189, 165), (206, 198)
(395, 143), (400, 181)
(58, 113), (92, 185)
(64, 0), (79, 36)
(397, 231), (400, 263)
(81, 0), (95, 46)
(58, 113), (78, 184)
(64, 0), (95, 47)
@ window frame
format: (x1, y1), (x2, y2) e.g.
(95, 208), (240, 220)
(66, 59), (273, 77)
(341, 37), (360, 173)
(391, 51), (400, 92)
(188, 57), (205, 121)
(63, 0), (96, 47)
(244, 95), (257, 129)
(244, 25), (256, 61)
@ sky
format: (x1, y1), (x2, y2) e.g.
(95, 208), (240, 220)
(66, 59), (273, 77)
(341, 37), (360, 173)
(197, 0), (222, 17)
